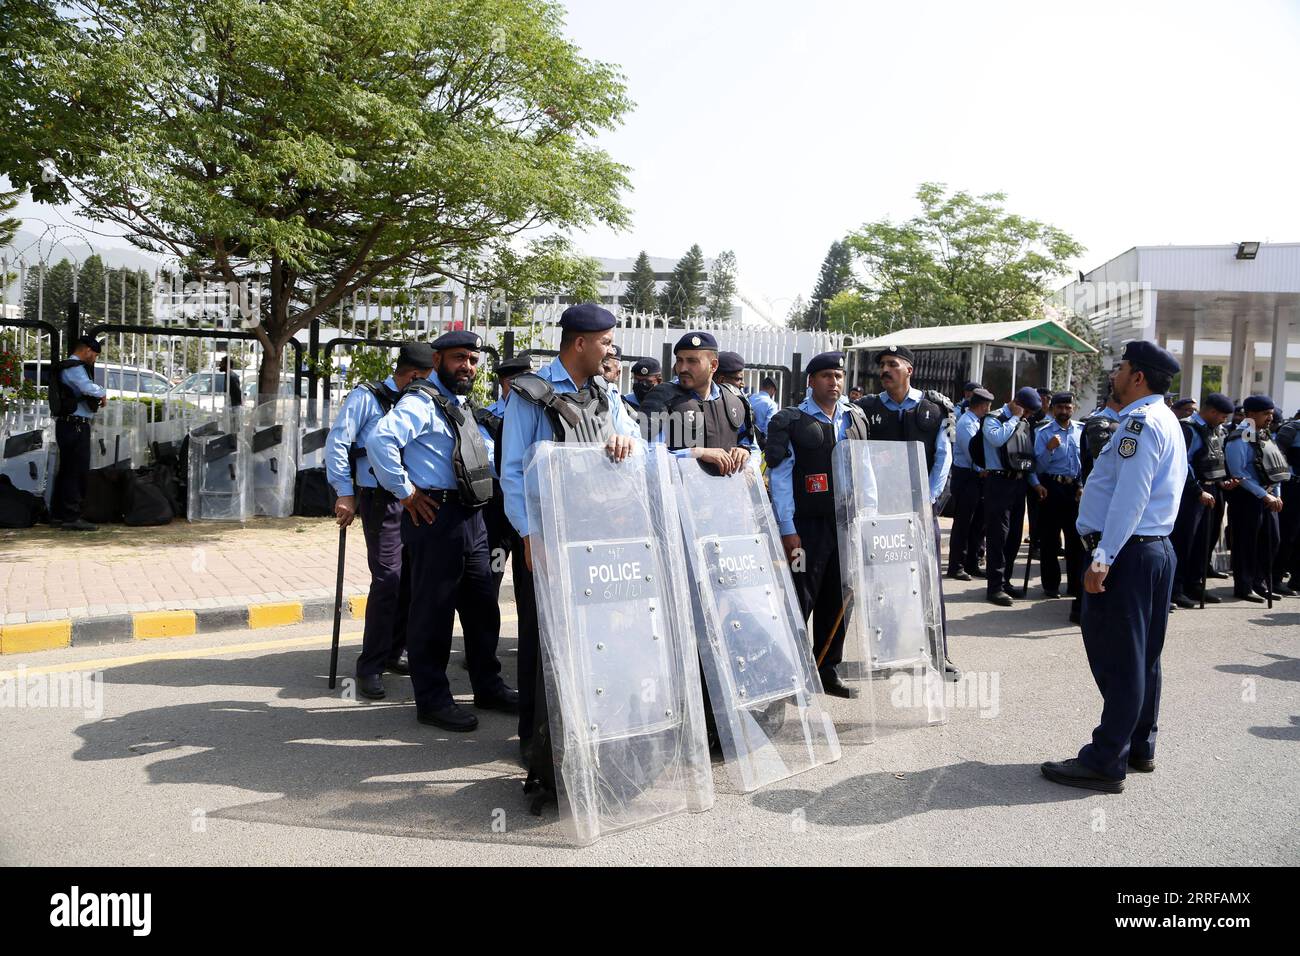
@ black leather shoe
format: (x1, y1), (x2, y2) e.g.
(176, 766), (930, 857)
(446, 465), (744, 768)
(1128, 755), (1155, 773)
(1002, 585), (1027, 599)
(1042, 590), (1061, 599)
(819, 670), (858, 699)
(357, 673), (385, 700)
(1235, 592), (1265, 603)
(60, 518), (99, 532)
(988, 591), (1014, 607)
(1188, 589), (1221, 604)
(1272, 584), (1297, 597)
(970, 567), (987, 578)
(1207, 569), (1229, 579)
(474, 685), (520, 713)
(384, 651), (409, 675)
(1040, 758), (1124, 793)
(1171, 592), (1197, 609)
(1253, 587), (1281, 601)
(947, 569), (972, 581)
(417, 703), (478, 732)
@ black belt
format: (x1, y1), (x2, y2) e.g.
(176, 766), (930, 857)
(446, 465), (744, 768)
(985, 469), (1025, 479)
(1041, 474), (1081, 486)
(1081, 532), (1167, 551)
(417, 487), (463, 505)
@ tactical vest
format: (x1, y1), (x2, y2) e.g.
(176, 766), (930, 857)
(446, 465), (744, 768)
(856, 392), (949, 472)
(348, 381), (400, 480)
(1276, 419), (1300, 471)
(49, 358), (97, 418)
(641, 381), (751, 451)
(765, 404), (869, 519)
(402, 380), (494, 507)
(1226, 429), (1293, 485)
(1181, 418), (1227, 482)
(510, 372), (615, 445)
(976, 411), (1035, 474)
(473, 405), (504, 479)
(1083, 414), (1119, 462)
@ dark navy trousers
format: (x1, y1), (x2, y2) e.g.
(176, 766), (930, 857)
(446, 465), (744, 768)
(947, 466), (984, 575)
(401, 499), (505, 711)
(792, 514), (848, 672)
(1078, 537), (1174, 780)
(355, 488), (409, 678)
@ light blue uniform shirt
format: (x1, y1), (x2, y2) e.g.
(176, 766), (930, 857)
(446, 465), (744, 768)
(980, 404), (1025, 473)
(368, 373), (491, 500)
(876, 388), (951, 503)
(324, 376), (398, 496)
(1076, 394), (1186, 566)
(748, 391), (779, 435)
(499, 356), (642, 537)
(1225, 422), (1279, 498)
(1030, 419), (1083, 486)
(953, 409), (983, 470)
(60, 359), (106, 418)
(769, 395), (856, 537)
(480, 396), (508, 480)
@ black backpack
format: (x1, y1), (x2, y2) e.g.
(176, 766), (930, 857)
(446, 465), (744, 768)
(124, 467), (176, 526)
(293, 468), (335, 517)
(0, 474), (44, 528)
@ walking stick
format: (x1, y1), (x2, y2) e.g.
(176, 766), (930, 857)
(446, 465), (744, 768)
(1266, 510), (1275, 611)
(1022, 489), (1036, 594)
(816, 587), (855, 670)
(328, 523), (347, 689)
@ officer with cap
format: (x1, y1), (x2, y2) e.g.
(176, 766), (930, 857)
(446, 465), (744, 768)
(639, 331), (755, 475)
(49, 335), (108, 531)
(1168, 392), (1236, 607)
(473, 352), (534, 597)
(716, 350), (746, 390)
(325, 343), (435, 699)
(978, 385), (1042, 606)
(1027, 392), (1084, 606)
(765, 351), (870, 697)
(1042, 341), (1184, 793)
(948, 387), (994, 580)
(855, 344), (959, 678)
(1224, 394), (1289, 602)
(956, 381), (982, 417)
(367, 330), (516, 732)
(1171, 397), (1197, 421)
(626, 356), (662, 408)
(749, 376), (781, 445)
(499, 303), (641, 763)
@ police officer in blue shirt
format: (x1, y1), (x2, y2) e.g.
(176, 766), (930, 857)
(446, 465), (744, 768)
(1041, 341), (1185, 792)
(626, 356), (662, 408)
(499, 303), (641, 763)
(979, 386), (1041, 606)
(749, 377), (780, 445)
(765, 351), (869, 697)
(948, 387), (994, 580)
(367, 330), (516, 732)
(1168, 392), (1236, 608)
(473, 353), (533, 598)
(1224, 394), (1289, 602)
(49, 335), (108, 531)
(325, 343), (434, 699)
(1027, 393), (1084, 603)
(715, 350), (747, 391)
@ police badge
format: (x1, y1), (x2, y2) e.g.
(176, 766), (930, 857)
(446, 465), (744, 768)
(1118, 436), (1138, 458)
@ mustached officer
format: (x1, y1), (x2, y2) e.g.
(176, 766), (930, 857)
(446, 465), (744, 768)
(715, 350), (746, 390)
(325, 343), (434, 699)
(49, 335), (108, 531)
(1041, 341), (1184, 793)
(473, 352), (534, 597)
(639, 331), (755, 475)
(499, 304), (642, 768)
(1224, 394), (1289, 603)
(1168, 392), (1235, 608)
(948, 387), (994, 581)
(367, 330), (517, 732)
(855, 344), (960, 679)
(978, 386), (1042, 606)
(766, 351), (869, 697)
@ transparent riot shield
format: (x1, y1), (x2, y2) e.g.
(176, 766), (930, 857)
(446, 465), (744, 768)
(833, 439), (946, 740)
(90, 401), (145, 470)
(1, 427), (53, 500)
(187, 414), (253, 521)
(251, 398), (298, 517)
(673, 458), (840, 791)
(524, 442), (714, 845)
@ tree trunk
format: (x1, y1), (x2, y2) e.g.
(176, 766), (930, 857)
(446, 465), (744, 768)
(258, 341), (283, 403)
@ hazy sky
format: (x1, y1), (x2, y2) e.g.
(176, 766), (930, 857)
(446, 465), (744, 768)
(10, 0), (1300, 322)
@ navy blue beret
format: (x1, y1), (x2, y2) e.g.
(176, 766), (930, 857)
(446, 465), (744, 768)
(1122, 340), (1180, 377)
(806, 351), (846, 375)
(717, 351), (745, 375)
(963, 381), (981, 392)
(1203, 392), (1235, 414)
(1171, 397), (1196, 409)
(397, 342), (436, 368)
(496, 353), (533, 378)
(1014, 386), (1043, 411)
(873, 344), (915, 365)
(1051, 392), (1074, 406)
(429, 330), (483, 351)
(631, 357), (661, 376)
(674, 331), (718, 353)
(559, 303), (617, 332)
(1242, 394), (1275, 413)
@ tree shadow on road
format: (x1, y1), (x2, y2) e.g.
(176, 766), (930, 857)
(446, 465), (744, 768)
(1247, 612), (1300, 628)
(1248, 715), (1300, 742)
(1215, 653), (1300, 684)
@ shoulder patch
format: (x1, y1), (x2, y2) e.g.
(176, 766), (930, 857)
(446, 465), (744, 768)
(1117, 435), (1138, 458)
(1125, 418), (1144, 435)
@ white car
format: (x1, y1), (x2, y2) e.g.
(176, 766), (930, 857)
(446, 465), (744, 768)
(23, 361), (173, 400)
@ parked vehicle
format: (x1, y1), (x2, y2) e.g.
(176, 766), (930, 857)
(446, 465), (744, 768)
(23, 361), (173, 400)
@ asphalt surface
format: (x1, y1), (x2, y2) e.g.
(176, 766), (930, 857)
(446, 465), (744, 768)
(1, 575), (1296, 866)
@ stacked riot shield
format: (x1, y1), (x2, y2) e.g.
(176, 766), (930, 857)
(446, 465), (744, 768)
(251, 398), (298, 517)
(1, 426), (54, 507)
(833, 439), (946, 740)
(187, 413), (253, 521)
(673, 458), (840, 791)
(90, 401), (145, 470)
(524, 442), (714, 845)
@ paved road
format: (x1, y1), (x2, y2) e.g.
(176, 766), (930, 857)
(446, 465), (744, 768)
(1, 577), (1296, 865)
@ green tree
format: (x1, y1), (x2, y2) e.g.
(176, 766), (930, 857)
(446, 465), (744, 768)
(844, 182), (1083, 332)
(704, 249), (737, 323)
(0, 189), (18, 286)
(797, 240), (853, 331)
(658, 243), (706, 323)
(784, 295), (807, 329)
(3, 0), (632, 399)
(623, 250), (658, 314)
(22, 255), (153, 327)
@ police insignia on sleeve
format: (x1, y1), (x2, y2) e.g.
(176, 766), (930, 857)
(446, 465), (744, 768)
(1125, 418), (1144, 435)
(1118, 436), (1138, 458)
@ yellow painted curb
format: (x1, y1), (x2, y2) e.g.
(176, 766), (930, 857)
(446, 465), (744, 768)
(0, 620), (73, 654)
(133, 611), (197, 640)
(348, 595), (368, 619)
(249, 602), (303, 630)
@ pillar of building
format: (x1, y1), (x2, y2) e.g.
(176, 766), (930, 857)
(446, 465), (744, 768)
(1267, 303), (1293, 402)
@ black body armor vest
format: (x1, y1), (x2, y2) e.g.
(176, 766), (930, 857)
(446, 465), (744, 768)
(1181, 419), (1227, 482)
(640, 381), (751, 451)
(1083, 414), (1119, 462)
(402, 380), (494, 507)
(976, 411), (1035, 474)
(765, 404), (869, 519)
(473, 405), (504, 479)
(510, 372), (616, 445)
(50, 358), (98, 418)
(856, 392), (948, 472)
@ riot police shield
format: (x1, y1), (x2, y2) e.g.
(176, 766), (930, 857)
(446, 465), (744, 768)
(524, 442), (714, 845)
(90, 401), (145, 470)
(833, 439), (946, 739)
(673, 457), (840, 791)
(251, 398), (298, 517)
(1, 427), (53, 503)
(187, 413), (253, 521)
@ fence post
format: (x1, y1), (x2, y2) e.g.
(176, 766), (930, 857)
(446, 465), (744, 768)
(308, 316), (320, 405)
(789, 351), (803, 406)
(660, 341), (672, 379)
(503, 328), (514, 360)
(67, 300), (80, 354)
